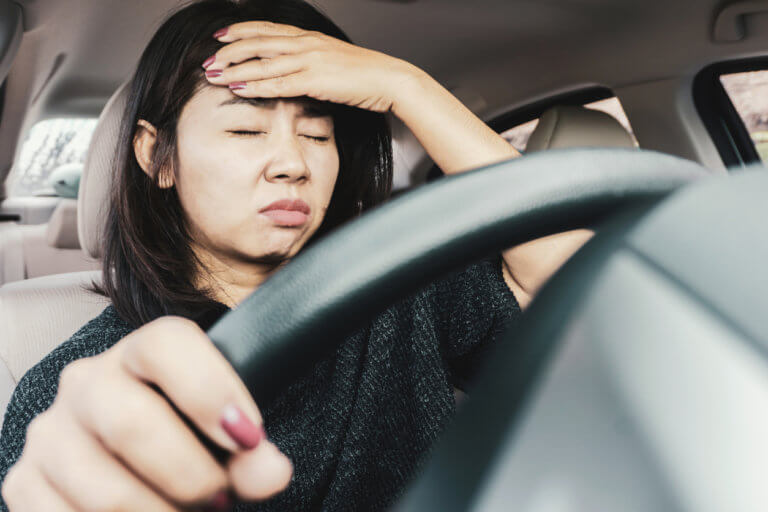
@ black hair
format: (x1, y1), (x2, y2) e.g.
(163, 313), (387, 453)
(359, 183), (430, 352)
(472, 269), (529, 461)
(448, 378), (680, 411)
(94, 0), (392, 327)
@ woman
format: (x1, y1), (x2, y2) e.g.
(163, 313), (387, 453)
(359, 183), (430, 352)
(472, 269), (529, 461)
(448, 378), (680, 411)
(0, 0), (590, 510)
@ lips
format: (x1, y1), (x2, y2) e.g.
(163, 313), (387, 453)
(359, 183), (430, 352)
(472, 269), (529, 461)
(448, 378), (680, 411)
(259, 198), (311, 215)
(259, 198), (311, 227)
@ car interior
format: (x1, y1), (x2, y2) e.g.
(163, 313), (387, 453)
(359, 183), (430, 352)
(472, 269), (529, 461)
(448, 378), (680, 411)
(1, 0), (767, 509)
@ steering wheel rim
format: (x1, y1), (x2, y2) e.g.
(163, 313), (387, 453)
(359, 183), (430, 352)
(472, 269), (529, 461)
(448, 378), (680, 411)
(207, 148), (706, 407)
(391, 201), (663, 511)
(203, 148), (708, 508)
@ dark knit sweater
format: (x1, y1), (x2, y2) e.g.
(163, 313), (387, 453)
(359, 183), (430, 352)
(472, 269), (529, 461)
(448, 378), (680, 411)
(0, 254), (520, 511)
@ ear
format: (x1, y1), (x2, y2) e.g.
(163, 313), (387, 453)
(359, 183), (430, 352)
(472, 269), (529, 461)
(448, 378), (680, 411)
(133, 119), (174, 189)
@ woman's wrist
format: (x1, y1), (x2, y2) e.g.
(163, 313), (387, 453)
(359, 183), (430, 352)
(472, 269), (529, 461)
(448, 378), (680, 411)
(386, 62), (519, 175)
(386, 60), (437, 119)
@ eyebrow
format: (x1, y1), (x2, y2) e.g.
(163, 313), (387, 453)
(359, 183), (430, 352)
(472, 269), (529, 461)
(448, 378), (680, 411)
(218, 96), (333, 118)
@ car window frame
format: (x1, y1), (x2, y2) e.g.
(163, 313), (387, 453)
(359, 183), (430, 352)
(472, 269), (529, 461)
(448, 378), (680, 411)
(486, 86), (615, 136)
(0, 80), (5, 127)
(693, 58), (767, 168)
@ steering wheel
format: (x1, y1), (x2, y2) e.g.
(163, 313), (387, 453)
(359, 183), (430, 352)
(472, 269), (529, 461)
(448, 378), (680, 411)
(206, 148), (706, 509)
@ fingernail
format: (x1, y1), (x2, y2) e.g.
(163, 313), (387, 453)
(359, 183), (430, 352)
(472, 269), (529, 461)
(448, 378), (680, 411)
(213, 27), (229, 39)
(220, 404), (266, 449)
(202, 489), (232, 512)
(229, 81), (247, 90)
(202, 56), (216, 69)
(205, 69), (223, 78)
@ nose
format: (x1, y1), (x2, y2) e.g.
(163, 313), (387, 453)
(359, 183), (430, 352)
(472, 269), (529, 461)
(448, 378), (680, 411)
(264, 131), (311, 184)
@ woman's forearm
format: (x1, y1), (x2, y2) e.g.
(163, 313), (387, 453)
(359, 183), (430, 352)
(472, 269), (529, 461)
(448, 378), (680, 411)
(390, 66), (520, 175)
(390, 66), (591, 308)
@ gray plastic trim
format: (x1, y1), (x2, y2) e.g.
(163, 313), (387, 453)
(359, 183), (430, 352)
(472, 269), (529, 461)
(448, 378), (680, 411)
(0, 1), (22, 84)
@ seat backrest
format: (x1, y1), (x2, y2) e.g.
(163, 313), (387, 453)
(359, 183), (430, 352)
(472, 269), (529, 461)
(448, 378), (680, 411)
(0, 82), (128, 416)
(0, 271), (108, 413)
(0, 162), (96, 286)
(0, 221), (25, 284)
(26, 198), (100, 278)
(526, 105), (637, 152)
(0, 199), (100, 286)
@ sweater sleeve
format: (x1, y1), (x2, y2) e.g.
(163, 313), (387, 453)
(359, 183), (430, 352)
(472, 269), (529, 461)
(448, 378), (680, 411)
(428, 253), (523, 392)
(0, 306), (130, 510)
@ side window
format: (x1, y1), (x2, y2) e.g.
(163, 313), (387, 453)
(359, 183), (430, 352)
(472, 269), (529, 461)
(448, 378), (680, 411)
(720, 70), (768, 162)
(8, 118), (98, 197)
(499, 96), (637, 153)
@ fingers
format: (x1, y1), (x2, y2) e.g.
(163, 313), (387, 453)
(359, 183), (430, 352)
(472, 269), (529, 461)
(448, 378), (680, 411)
(62, 366), (229, 505)
(2, 464), (76, 512)
(19, 410), (182, 511)
(206, 36), (317, 69)
(227, 436), (294, 501)
(4, 315), (294, 511)
(115, 324), (294, 504)
(224, 72), (309, 99)
(215, 21), (315, 42)
(117, 316), (265, 454)
(205, 54), (306, 87)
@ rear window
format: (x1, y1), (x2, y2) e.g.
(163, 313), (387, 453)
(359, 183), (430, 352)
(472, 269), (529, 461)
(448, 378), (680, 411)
(720, 70), (768, 162)
(8, 118), (97, 197)
(500, 96), (637, 153)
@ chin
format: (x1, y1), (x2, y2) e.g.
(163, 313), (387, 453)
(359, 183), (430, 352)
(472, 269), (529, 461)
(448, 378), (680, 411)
(232, 240), (300, 265)
(232, 222), (316, 262)
(236, 250), (291, 266)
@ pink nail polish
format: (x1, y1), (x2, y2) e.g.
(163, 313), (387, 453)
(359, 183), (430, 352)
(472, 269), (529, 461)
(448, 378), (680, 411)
(220, 404), (266, 449)
(213, 27), (229, 39)
(202, 489), (232, 512)
(202, 56), (216, 69)
(229, 81), (247, 90)
(205, 69), (223, 78)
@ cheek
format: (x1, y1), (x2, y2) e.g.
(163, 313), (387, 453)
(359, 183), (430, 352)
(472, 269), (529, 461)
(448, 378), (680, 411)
(173, 135), (258, 233)
(313, 146), (341, 207)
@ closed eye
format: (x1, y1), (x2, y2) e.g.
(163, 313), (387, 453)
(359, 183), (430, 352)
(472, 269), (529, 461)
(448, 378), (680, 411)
(228, 130), (329, 142)
(228, 130), (265, 136)
(302, 135), (330, 142)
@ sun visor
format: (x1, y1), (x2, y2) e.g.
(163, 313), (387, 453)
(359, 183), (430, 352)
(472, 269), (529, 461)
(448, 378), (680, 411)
(0, 0), (22, 84)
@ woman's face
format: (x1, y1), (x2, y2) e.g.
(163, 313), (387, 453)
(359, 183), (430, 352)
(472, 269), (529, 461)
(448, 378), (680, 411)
(170, 86), (340, 266)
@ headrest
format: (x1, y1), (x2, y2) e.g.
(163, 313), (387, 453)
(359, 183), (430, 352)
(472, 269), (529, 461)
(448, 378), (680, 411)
(526, 105), (637, 153)
(78, 81), (129, 259)
(46, 199), (80, 249)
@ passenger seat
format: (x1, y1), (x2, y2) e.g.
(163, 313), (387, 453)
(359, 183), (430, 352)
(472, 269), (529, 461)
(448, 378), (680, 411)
(525, 104), (637, 152)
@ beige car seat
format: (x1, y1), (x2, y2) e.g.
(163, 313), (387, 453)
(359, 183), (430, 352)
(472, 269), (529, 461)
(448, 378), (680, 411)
(0, 196), (100, 285)
(526, 104), (637, 152)
(0, 83), (127, 415)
